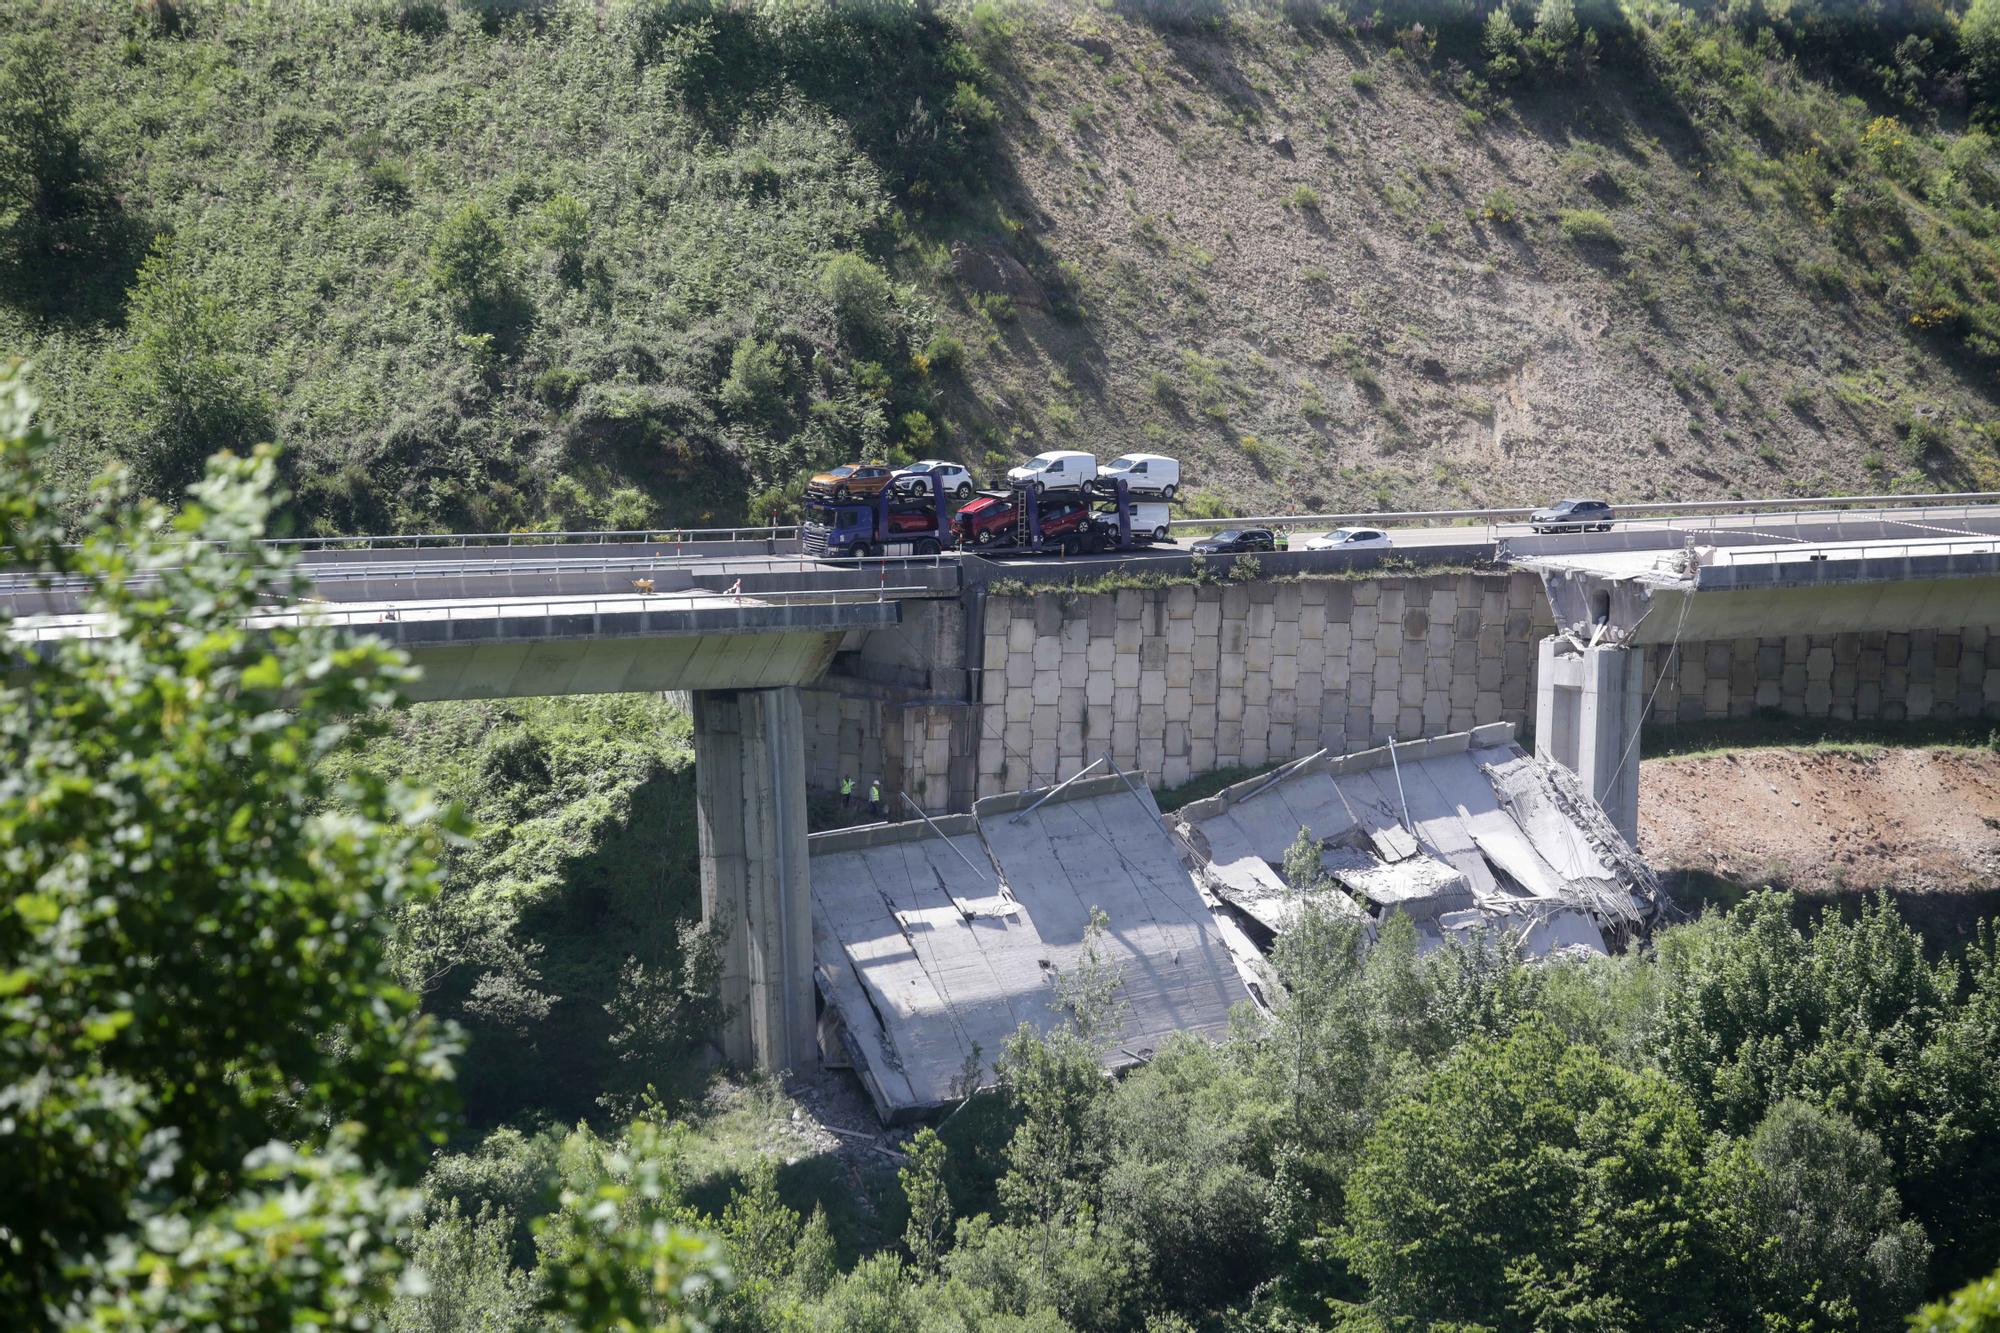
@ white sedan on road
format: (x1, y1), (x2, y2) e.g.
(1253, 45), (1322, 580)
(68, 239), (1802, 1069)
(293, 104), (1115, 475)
(1302, 526), (1393, 551)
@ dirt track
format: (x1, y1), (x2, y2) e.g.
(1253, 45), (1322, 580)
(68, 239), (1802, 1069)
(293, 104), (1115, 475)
(1640, 748), (2000, 894)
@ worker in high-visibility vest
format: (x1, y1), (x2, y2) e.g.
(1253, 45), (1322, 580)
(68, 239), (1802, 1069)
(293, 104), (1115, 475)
(868, 778), (883, 818)
(840, 775), (856, 810)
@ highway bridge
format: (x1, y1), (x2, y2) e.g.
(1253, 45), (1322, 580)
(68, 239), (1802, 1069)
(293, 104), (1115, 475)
(13, 490), (2000, 1075)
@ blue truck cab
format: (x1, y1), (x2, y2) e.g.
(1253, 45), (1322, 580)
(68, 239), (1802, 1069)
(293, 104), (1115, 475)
(802, 473), (949, 559)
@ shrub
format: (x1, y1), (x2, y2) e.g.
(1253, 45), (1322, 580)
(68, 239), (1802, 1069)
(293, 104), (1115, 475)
(718, 336), (794, 425)
(918, 329), (964, 375)
(1558, 208), (1617, 244)
(362, 157), (412, 207)
(1287, 184), (1322, 211)
(533, 366), (587, 409)
(106, 240), (273, 500)
(534, 191), (589, 279)
(1476, 188), (1518, 225)
(0, 34), (94, 221)
(430, 202), (507, 305)
(899, 409), (936, 451)
(822, 251), (898, 345)
(1483, 8), (1524, 79)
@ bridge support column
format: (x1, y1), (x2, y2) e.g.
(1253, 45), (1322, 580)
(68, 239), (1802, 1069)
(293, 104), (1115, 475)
(692, 686), (816, 1073)
(1534, 638), (1644, 844)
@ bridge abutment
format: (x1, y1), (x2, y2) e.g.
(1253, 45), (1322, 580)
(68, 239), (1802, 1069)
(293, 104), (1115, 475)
(1534, 638), (1645, 843)
(692, 686), (816, 1073)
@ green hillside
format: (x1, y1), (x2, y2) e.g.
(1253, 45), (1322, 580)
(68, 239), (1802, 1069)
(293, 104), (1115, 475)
(12, 0), (2000, 533)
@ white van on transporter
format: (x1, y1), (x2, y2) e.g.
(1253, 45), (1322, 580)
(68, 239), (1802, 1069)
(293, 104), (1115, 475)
(1098, 452), (1180, 500)
(1006, 450), (1097, 494)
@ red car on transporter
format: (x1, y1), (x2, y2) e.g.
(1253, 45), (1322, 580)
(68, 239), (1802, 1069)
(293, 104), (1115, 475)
(950, 495), (1091, 549)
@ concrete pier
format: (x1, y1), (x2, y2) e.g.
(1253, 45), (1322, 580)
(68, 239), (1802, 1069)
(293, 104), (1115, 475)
(1534, 639), (1645, 843)
(692, 687), (816, 1072)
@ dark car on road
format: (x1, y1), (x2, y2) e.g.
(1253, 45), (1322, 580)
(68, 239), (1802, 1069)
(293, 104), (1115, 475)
(1191, 528), (1276, 555)
(1529, 498), (1615, 533)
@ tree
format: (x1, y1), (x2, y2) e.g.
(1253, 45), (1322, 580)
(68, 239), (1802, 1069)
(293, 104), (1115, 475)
(1966, 0), (2000, 110)
(107, 240), (272, 501)
(0, 362), (451, 1325)
(1912, 1262), (2000, 1333)
(534, 192), (590, 283)
(0, 363), (729, 1329)
(1727, 1100), (1929, 1331)
(1342, 1022), (1745, 1333)
(821, 252), (898, 347)
(1652, 893), (1994, 1281)
(390, 1201), (537, 1333)
(901, 1127), (953, 1275)
(0, 34), (94, 223)
(1099, 1035), (1279, 1315)
(718, 335), (797, 427)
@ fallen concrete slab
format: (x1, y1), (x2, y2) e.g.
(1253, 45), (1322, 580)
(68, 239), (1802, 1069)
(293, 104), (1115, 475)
(1173, 723), (1662, 954)
(808, 774), (1250, 1121)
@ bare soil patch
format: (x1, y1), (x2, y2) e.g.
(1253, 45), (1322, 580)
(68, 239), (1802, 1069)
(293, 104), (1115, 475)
(1640, 747), (2000, 894)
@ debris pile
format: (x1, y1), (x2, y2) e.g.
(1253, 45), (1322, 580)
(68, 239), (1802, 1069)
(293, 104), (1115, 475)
(808, 724), (1663, 1122)
(1172, 722), (1664, 957)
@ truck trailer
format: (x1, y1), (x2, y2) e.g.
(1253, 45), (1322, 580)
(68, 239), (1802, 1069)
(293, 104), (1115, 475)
(801, 473), (950, 558)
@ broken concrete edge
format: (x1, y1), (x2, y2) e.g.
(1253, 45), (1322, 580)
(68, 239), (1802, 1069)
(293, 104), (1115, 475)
(971, 771), (1163, 820)
(1175, 722), (1518, 825)
(808, 812), (979, 853)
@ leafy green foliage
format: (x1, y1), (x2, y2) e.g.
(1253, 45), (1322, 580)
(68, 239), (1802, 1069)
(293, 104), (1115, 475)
(1653, 892), (2000, 1284)
(1913, 1263), (2000, 1333)
(900, 1127), (952, 1275)
(389, 1199), (537, 1333)
(430, 202), (510, 309)
(0, 364), (452, 1323)
(1343, 1022), (1739, 1332)
(0, 32), (138, 322)
(1727, 1099), (1930, 1329)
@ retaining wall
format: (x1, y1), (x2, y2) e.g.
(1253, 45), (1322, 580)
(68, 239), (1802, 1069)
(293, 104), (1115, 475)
(1642, 626), (2000, 722)
(971, 572), (1554, 799)
(796, 574), (2000, 813)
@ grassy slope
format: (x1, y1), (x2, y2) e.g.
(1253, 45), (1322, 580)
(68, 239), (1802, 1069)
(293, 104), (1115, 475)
(9, 1), (2000, 524)
(955, 5), (2000, 513)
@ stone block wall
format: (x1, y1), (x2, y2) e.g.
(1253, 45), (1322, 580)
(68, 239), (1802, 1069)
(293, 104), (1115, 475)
(1642, 627), (2000, 723)
(971, 572), (1555, 798)
(796, 574), (2000, 817)
(799, 687), (976, 814)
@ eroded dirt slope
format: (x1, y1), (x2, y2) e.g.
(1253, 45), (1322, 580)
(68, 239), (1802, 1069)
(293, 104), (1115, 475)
(1640, 747), (2000, 893)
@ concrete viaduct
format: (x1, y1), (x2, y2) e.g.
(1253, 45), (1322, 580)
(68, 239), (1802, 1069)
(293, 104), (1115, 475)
(10, 494), (2000, 1073)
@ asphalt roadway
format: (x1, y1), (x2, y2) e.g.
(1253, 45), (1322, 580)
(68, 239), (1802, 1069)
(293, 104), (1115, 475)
(9, 501), (2000, 615)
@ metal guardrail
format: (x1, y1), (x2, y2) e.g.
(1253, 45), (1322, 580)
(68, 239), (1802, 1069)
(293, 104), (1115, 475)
(273, 525), (801, 550)
(1715, 536), (2000, 566)
(14, 585), (927, 643)
(256, 585), (931, 626)
(1160, 488), (2000, 528)
(1164, 492), (2000, 532)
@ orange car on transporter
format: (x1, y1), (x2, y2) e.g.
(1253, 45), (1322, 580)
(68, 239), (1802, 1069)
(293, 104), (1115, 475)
(806, 462), (897, 500)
